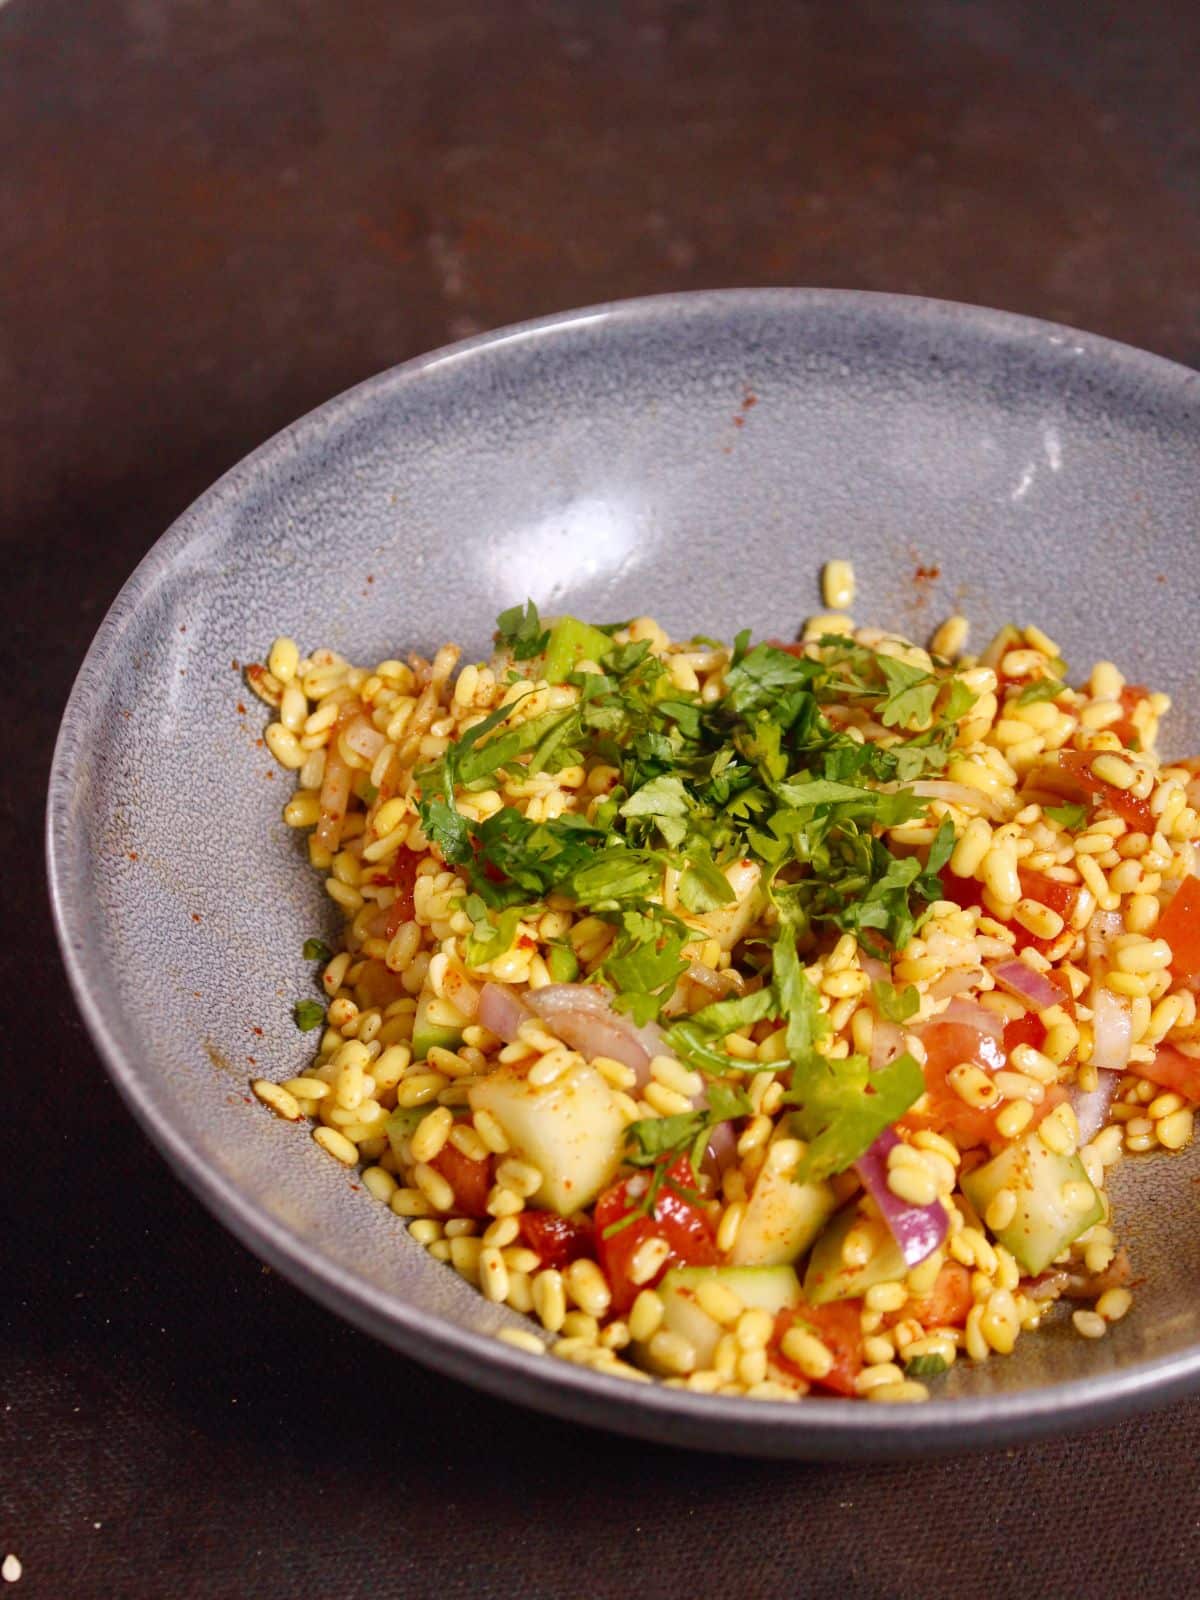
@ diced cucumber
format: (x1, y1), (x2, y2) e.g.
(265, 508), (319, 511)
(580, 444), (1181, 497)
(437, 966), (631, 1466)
(692, 859), (763, 952)
(961, 1128), (1103, 1276)
(728, 1159), (837, 1267)
(803, 1204), (907, 1305)
(543, 617), (614, 684)
(468, 1060), (625, 1215)
(412, 992), (464, 1061)
(653, 1264), (802, 1369)
(385, 1105), (435, 1163)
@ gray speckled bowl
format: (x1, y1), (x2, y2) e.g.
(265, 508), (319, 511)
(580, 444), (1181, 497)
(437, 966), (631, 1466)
(48, 291), (1200, 1458)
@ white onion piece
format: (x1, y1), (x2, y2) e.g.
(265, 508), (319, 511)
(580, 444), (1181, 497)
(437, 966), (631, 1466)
(1070, 1068), (1120, 1144)
(939, 996), (1006, 1040)
(860, 954), (890, 986)
(870, 1017), (906, 1071)
(1089, 986), (1133, 1071)
(911, 779), (1005, 821)
(315, 744), (352, 853)
(526, 984), (662, 1087)
(991, 959), (1062, 1013)
(342, 714), (387, 763)
(927, 967), (985, 1001)
(477, 982), (531, 1044)
(1086, 909), (1125, 971)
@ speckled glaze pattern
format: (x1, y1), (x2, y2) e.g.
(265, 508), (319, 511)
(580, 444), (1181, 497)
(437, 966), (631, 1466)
(47, 291), (1200, 1459)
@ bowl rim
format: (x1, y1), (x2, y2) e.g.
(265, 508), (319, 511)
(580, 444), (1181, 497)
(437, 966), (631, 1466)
(46, 287), (1200, 1458)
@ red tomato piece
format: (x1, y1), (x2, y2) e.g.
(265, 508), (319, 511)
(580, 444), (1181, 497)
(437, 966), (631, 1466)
(1058, 751), (1154, 833)
(431, 1142), (493, 1218)
(772, 1300), (864, 1397)
(516, 1213), (594, 1270)
(765, 638), (806, 658)
(940, 867), (1078, 955)
(1111, 685), (1149, 749)
(895, 1261), (972, 1329)
(1157, 876), (1200, 986)
(379, 846), (424, 936)
(1137, 1043), (1200, 1105)
(594, 1157), (718, 1313)
(900, 1017), (1007, 1146)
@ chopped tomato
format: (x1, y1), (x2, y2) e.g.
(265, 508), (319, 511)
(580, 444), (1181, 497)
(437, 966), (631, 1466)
(594, 1157), (718, 1313)
(766, 638), (806, 658)
(431, 1142), (493, 1218)
(895, 1261), (972, 1329)
(1057, 751), (1154, 833)
(517, 1212), (594, 1269)
(941, 867), (1079, 955)
(1111, 685), (1150, 749)
(900, 1016), (1007, 1146)
(772, 1299), (864, 1397)
(1002, 968), (1076, 1059)
(378, 847), (424, 937)
(1137, 1043), (1200, 1105)
(1157, 876), (1200, 985)
(902, 1010), (1065, 1148)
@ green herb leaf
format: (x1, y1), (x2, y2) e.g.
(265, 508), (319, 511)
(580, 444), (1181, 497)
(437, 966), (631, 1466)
(293, 998), (326, 1032)
(877, 655), (939, 731)
(904, 1353), (949, 1379)
(873, 979), (920, 1022)
(1018, 677), (1066, 706)
(1045, 801), (1090, 833)
(495, 599), (550, 661)
(788, 1050), (924, 1183)
(302, 937), (332, 963)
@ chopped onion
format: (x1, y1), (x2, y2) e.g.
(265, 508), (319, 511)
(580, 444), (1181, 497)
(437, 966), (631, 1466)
(342, 714), (387, 764)
(527, 983), (663, 1088)
(854, 1128), (949, 1266)
(1089, 986), (1133, 1071)
(939, 996), (1006, 1041)
(315, 744), (352, 853)
(870, 1017), (906, 1071)
(477, 982), (531, 1044)
(1085, 909), (1125, 971)
(991, 959), (1063, 1014)
(702, 1119), (738, 1179)
(911, 779), (1005, 821)
(927, 966), (985, 1001)
(1069, 1068), (1120, 1144)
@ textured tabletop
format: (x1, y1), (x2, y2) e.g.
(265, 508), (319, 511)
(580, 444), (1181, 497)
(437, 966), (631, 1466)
(4, 2), (1200, 1595)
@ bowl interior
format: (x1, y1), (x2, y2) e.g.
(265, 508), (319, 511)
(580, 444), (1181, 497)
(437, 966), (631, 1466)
(49, 291), (1200, 1455)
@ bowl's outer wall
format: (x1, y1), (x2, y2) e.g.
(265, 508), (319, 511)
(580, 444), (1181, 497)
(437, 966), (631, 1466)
(49, 291), (1200, 1456)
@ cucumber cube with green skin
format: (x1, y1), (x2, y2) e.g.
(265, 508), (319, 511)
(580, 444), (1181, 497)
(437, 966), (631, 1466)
(960, 1128), (1103, 1276)
(542, 617), (614, 684)
(385, 1105), (435, 1163)
(411, 992), (464, 1061)
(803, 1204), (907, 1305)
(468, 1059), (625, 1215)
(653, 1265), (802, 1370)
(728, 1159), (837, 1267)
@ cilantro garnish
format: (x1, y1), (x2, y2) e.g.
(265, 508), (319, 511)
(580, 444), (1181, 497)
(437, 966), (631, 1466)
(293, 999), (325, 1032)
(606, 1082), (753, 1236)
(1018, 677), (1066, 706)
(302, 937), (332, 963)
(904, 1353), (949, 1379)
(872, 978), (920, 1023)
(1045, 801), (1089, 832)
(409, 603), (975, 1025)
(495, 599), (550, 661)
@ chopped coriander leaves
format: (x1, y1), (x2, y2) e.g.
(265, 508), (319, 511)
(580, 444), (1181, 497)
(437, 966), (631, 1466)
(904, 1353), (949, 1379)
(293, 998), (326, 1032)
(873, 978), (920, 1023)
(1018, 677), (1066, 706)
(1045, 801), (1090, 832)
(302, 937), (332, 963)
(495, 599), (550, 661)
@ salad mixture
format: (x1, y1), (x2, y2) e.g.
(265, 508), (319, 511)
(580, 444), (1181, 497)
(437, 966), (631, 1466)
(247, 570), (1200, 1403)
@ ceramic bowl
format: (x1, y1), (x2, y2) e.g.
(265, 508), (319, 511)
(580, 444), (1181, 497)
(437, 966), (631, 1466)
(47, 290), (1200, 1458)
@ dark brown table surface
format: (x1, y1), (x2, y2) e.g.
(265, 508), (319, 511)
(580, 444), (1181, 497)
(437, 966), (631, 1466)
(5, 2), (1200, 1595)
